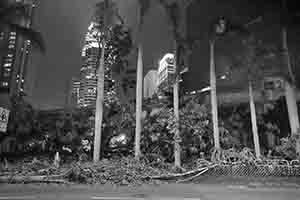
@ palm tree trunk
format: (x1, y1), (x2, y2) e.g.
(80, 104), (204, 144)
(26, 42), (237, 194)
(135, 41), (143, 159)
(134, 1), (144, 160)
(93, 40), (106, 162)
(209, 40), (220, 149)
(282, 28), (299, 134)
(173, 41), (181, 168)
(248, 81), (261, 158)
(282, 27), (300, 154)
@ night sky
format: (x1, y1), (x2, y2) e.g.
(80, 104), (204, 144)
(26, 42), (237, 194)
(28, 0), (300, 110)
(30, 0), (172, 109)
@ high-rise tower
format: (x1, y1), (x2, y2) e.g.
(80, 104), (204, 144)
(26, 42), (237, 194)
(0, 0), (36, 96)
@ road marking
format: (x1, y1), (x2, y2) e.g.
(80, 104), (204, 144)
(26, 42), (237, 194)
(0, 196), (36, 199)
(91, 197), (143, 200)
(91, 197), (201, 200)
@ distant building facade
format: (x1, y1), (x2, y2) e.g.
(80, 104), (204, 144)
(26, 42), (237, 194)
(0, 0), (35, 94)
(70, 78), (80, 107)
(78, 21), (115, 108)
(0, 0), (36, 108)
(79, 45), (98, 108)
(0, 30), (17, 93)
(157, 53), (175, 93)
(144, 69), (158, 98)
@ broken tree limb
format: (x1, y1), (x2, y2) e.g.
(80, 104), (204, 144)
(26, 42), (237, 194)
(176, 168), (209, 183)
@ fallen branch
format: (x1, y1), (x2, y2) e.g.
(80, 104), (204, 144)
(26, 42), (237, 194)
(176, 168), (208, 183)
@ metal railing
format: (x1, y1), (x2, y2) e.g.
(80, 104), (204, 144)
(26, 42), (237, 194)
(203, 159), (300, 177)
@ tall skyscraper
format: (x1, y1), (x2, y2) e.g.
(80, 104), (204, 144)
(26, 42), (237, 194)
(0, 30), (17, 93)
(0, 0), (36, 97)
(157, 53), (175, 92)
(78, 21), (114, 108)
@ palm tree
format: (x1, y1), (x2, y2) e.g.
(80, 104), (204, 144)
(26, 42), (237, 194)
(241, 36), (262, 158)
(93, 0), (115, 162)
(280, 0), (300, 150)
(209, 18), (228, 150)
(209, 37), (220, 150)
(158, 0), (194, 168)
(134, 0), (150, 160)
(92, 1), (129, 162)
(211, 17), (263, 157)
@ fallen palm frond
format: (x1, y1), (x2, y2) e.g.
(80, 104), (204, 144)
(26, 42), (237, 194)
(144, 164), (217, 181)
(176, 168), (209, 183)
(0, 168), (72, 184)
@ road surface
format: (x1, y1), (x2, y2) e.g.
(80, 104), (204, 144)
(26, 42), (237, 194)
(0, 183), (299, 200)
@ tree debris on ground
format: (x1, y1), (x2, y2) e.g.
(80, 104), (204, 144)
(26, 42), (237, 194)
(0, 155), (215, 185)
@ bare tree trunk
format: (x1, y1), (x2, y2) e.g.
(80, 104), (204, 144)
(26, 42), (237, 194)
(209, 40), (220, 149)
(173, 41), (181, 168)
(135, 41), (143, 159)
(248, 81), (261, 158)
(93, 40), (106, 163)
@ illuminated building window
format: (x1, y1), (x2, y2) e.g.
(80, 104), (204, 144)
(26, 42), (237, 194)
(86, 74), (93, 79)
(10, 32), (16, 35)
(4, 63), (12, 67)
(8, 45), (14, 49)
(87, 88), (96, 94)
(1, 82), (8, 87)
(7, 54), (13, 57)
